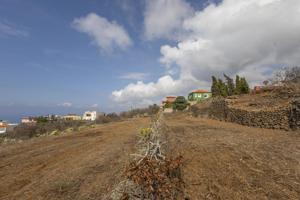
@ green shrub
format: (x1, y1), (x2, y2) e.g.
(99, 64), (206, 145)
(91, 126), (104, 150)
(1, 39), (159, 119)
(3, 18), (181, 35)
(173, 96), (188, 111)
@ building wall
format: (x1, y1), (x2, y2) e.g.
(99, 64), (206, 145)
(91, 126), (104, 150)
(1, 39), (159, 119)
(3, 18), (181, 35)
(188, 92), (212, 102)
(82, 111), (97, 121)
(63, 115), (82, 121)
(21, 118), (37, 124)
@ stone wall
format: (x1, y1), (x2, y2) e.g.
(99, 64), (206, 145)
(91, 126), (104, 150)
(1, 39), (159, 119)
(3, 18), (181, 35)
(194, 98), (299, 131)
(290, 100), (300, 130)
(224, 106), (290, 130)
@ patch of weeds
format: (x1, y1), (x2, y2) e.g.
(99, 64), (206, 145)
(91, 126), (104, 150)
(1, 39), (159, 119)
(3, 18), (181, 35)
(51, 178), (80, 196)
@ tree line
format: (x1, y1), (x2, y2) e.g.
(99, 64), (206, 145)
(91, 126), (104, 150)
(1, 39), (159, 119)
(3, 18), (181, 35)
(211, 74), (250, 97)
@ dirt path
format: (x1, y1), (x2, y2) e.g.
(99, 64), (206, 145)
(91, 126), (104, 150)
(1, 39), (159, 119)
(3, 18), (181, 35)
(0, 118), (150, 200)
(164, 113), (300, 200)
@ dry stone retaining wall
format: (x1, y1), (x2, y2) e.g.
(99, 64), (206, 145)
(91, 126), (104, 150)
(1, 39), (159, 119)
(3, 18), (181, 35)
(196, 98), (299, 131)
(290, 100), (300, 130)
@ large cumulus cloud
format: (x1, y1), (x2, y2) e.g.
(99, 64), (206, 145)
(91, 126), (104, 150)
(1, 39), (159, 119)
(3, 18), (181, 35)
(112, 0), (300, 105)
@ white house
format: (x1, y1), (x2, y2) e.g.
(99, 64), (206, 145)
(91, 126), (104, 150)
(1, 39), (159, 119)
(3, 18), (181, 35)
(82, 111), (97, 121)
(62, 114), (82, 121)
(21, 117), (37, 124)
(0, 121), (7, 134)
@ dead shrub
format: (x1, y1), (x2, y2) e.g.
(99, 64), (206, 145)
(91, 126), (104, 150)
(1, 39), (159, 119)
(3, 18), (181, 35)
(125, 155), (184, 200)
(9, 120), (89, 139)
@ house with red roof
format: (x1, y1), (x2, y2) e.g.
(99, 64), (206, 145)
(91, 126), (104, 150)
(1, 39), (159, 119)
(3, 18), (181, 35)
(162, 96), (177, 105)
(161, 96), (177, 112)
(188, 90), (212, 102)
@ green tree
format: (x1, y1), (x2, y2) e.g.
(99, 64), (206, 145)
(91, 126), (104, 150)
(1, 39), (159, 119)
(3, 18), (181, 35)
(173, 96), (188, 111)
(218, 79), (228, 97)
(235, 75), (241, 94)
(35, 116), (48, 124)
(211, 76), (220, 97)
(240, 77), (250, 94)
(224, 74), (235, 96)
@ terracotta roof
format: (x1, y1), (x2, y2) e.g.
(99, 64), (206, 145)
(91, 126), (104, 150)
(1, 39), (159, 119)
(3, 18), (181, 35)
(191, 90), (210, 93)
(162, 96), (177, 103)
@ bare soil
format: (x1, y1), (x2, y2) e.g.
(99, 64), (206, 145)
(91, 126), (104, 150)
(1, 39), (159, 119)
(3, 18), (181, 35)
(0, 118), (150, 200)
(164, 113), (300, 199)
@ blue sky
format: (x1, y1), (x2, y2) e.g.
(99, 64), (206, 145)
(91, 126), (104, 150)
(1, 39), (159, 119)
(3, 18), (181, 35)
(0, 0), (168, 121)
(1, 0), (299, 122)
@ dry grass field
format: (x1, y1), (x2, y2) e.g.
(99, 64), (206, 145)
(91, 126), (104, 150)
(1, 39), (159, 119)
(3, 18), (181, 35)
(0, 118), (150, 200)
(164, 113), (300, 199)
(1, 113), (300, 199)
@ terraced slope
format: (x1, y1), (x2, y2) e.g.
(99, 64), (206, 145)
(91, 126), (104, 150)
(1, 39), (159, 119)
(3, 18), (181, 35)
(165, 113), (300, 199)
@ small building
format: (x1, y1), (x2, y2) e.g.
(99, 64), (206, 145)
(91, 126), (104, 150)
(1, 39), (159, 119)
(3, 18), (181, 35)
(82, 111), (97, 121)
(188, 90), (212, 103)
(63, 114), (82, 121)
(0, 120), (7, 134)
(162, 96), (177, 107)
(21, 117), (37, 124)
(162, 96), (177, 113)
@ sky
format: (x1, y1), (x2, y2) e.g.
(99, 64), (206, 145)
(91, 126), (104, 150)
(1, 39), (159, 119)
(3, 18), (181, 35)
(1, 0), (300, 122)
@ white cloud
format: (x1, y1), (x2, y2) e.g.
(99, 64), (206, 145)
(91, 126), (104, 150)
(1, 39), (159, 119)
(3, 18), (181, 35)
(0, 20), (29, 37)
(162, 0), (300, 84)
(144, 0), (193, 40)
(112, 75), (202, 106)
(58, 102), (72, 107)
(119, 72), (149, 80)
(72, 13), (132, 52)
(113, 0), (300, 105)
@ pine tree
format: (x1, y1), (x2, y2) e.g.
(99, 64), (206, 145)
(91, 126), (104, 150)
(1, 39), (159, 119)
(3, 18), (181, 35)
(224, 74), (235, 96)
(211, 76), (219, 96)
(218, 79), (228, 97)
(240, 77), (250, 94)
(235, 75), (241, 94)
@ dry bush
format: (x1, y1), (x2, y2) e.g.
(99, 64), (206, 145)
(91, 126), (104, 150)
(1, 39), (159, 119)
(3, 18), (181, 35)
(124, 156), (184, 200)
(120, 104), (160, 119)
(96, 113), (121, 124)
(270, 66), (300, 85)
(9, 120), (89, 139)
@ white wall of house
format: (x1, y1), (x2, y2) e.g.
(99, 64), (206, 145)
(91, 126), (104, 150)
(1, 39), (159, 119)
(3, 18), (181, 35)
(82, 111), (97, 121)
(21, 118), (36, 124)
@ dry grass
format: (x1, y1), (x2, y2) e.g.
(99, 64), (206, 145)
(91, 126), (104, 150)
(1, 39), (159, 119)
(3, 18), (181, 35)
(125, 155), (184, 199)
(165, 113), (300, 199)
(0, 118), (150, 200)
